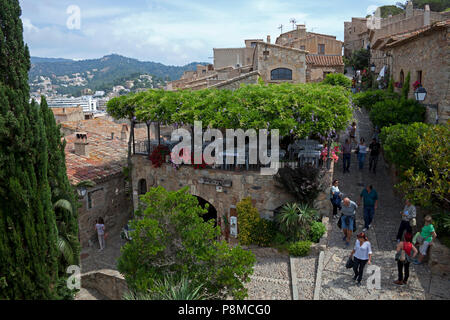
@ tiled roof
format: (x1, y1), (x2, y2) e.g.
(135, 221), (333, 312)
(306, 55), (344, 66)
(63, 118), (149, 185)
(386, 20), (450, 48)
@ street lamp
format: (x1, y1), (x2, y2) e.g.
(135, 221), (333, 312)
(414, 86), (427, 102)
(77, 187), (87, 198)
(370, 63), (376, 73)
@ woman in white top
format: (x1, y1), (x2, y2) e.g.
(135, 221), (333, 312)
(95, 217), (106, 251)
(356, 138), (367, 170)
(350, 232), (372, 285)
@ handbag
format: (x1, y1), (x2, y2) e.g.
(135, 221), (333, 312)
(346, 256), (354, 269)
(410, 218), (417, 227)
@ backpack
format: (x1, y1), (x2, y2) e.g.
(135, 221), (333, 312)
(396, 242), (413, 263)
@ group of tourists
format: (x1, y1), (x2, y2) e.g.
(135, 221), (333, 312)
(343, 122), (381, 174)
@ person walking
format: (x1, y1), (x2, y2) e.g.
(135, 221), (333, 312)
(330, 179), (342, 219)
(396, 199), (416, 242)
(342, 139), (352, 174)
(394, 232), (418, 285)
(368, 138), (381, 174)
(340, 198), (358, 247)
(95, 217), (106, 251)
(350, 232), (372, 286)
(358, 185), (378, 232)
(356, 138), (367, 170)
(413, 215), (437, 265)
(349, 122), (357, 147)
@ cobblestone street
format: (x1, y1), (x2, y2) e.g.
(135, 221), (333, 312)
(319, 106), (450, 300)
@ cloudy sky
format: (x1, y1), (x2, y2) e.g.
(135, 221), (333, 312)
(20, 0), (398, 66)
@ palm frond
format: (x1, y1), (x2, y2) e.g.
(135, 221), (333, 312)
(57, 236), (74, 265)
(54, 199), (73, 215)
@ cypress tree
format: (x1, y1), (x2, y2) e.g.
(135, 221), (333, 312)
(0, 0), (60, 299)
(40, 96), (80, 278)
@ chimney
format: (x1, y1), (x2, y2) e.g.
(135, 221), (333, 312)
(74, 132), (89, 157)
(267, 35), (271, 43)
(121, 124), (128, 141)
(424, 5), (430, 26)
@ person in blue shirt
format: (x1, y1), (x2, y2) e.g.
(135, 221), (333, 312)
(358, 185), (378, 232)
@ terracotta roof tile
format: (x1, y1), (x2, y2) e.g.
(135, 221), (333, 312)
(306, 55), (344, 66)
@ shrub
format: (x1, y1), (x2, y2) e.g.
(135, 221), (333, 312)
(352, 90), (399, 111)
(322, 73), (352, 89)
(236, 197), (261, 246)
(253, 218), (276, 247)
(275, 203), (319, 241)
(380, 122), (430, 171)
(117, 187), (256, 300)
(288, 241), (312, 257)
(273, 232), (288, 246)
(396, 125), (450, 211)
(309, 221), (327, 243)
(370, 98), (426, 128)
(275, 164), (323, 205)
(402, 71), (411, 100)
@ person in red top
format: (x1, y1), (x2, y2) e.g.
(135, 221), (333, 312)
(394, 232), (418, 285)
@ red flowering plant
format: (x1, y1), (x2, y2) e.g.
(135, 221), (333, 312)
(412, 81), (421, 91)
(394, 82), (403, 88)
(321, 142), (341, 163)
(149, 145), (170, 168)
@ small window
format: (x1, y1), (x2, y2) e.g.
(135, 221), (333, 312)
(300, 45), (306, 50)
(417, 70), (422, 84)
(318, 44), (325, 55)
(138, 179), (147, 195)
(271, 68), (293, 80)
(251, 42), (257, 48)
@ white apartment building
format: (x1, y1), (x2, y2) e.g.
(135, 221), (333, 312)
(47, 96), (98, 112)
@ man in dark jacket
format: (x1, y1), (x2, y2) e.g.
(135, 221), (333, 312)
(368, 138), (381, 174)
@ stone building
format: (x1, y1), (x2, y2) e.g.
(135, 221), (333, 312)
(51, 106), (84, 124)
(62, 118), (148, 248)
(380, 20), (450, 124)
(344, 18), (369, 58)
(306, 55), (345, 82)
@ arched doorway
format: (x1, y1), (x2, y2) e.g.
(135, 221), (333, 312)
(195, 196), (217, 227)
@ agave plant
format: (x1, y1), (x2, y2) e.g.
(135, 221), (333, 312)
(275, 203), (319, 241)
(123, 275), (214, 300)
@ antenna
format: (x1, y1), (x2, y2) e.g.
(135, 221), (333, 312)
(278, 24), (283, 34)
(290, 18), (297, 30)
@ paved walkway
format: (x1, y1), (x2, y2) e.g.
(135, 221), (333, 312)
(319, 106), (450, 300)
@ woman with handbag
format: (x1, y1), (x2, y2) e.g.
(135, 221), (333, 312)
(394, 232), (418, 285)
(350, 232), (372, 286)
(356, 138), (367, 170)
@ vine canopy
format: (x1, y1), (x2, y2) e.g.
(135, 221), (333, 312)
(107, 82), (352, 138)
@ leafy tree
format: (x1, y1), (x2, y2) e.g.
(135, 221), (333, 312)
(369, 98), (425, 128)
(396, 125), (450, 211)
(117, 187), (256, 300)
(379, 5), (404, 17)
(349, 49), (371, 71)
(0, 0), (62, 299)
(322, 73), (352, 89)
(380, 122), (430, 172)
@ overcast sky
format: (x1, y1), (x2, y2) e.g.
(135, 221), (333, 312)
(20, 0), (398, 66)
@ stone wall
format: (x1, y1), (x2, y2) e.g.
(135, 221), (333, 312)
(255, 43), (307, 84)
(81, 269), (128, 300)
(210, 71), (260, 90)
(387, 26), (449, 124)
(77, 173), (131, 248)
(306, 66), (345, 82)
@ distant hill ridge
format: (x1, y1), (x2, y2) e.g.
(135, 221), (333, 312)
(30, 54), (208, 82)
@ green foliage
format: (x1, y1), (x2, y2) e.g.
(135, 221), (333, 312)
(0, 0), (70, 299)
(109, 82), (352, 138)
(117, 187), (256, 300)
(275, 165), (323, 205)
(370, 98), (426, 128)
(397, 0), (450, 12)
(288, 241), (312, 257)
(275, 203), (319, 241)
(396, 125), (450, 211)
(378, 5), (404, 17)
(236, 197), (261, 246)
(322, 73), (352, 89)
(402, 71), (411, 100)
(380, 122), (430, 171)
(388, 77), (395, 93)
(123, 275), (215, 300)
(353, 90), (399, 111)
(253, 219), (277, 247)
(433, 211), (450, 238)
(349, 49), (371, 71)
(309, 221), (327, 243)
